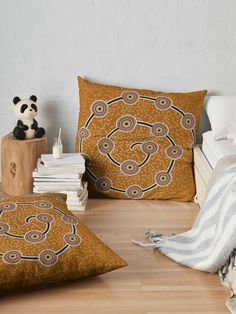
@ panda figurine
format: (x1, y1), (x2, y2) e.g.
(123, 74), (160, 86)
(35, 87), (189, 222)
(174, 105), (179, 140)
(13, 95), (45, 140)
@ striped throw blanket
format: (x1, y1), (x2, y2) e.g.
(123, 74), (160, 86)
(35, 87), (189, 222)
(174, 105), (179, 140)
(134, 155), (236, 274)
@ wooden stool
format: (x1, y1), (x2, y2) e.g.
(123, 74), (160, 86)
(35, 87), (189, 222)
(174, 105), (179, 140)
(1, 133), (48, 196)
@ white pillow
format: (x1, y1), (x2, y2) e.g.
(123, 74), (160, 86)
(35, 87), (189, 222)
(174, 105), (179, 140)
(205, 96), (236, 137)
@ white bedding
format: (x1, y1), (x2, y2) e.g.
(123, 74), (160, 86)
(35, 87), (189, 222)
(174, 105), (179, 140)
(202, 131), (236, 168)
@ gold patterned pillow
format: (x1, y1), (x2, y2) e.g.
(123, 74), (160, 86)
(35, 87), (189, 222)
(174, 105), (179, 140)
(76, 77), (207, 201)
(0, 193), (127, 293)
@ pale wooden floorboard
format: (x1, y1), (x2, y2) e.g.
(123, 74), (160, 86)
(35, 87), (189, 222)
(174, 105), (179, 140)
(0, 199), (229, 313)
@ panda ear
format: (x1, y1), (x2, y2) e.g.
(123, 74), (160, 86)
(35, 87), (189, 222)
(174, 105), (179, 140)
(29, 95), (37, 102)
(13, 97), (21, 105)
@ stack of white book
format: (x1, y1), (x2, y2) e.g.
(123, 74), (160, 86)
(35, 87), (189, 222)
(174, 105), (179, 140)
(33, 153), (88, 211)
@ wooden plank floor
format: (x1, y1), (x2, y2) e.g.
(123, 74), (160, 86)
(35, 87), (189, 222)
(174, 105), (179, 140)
(0, 199), (229, 314)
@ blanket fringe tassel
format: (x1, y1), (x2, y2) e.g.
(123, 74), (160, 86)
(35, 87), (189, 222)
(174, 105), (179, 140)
(132, 230), (165, 248)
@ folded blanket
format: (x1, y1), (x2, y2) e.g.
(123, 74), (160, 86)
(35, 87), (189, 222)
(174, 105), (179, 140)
(134, 155), (236, 273)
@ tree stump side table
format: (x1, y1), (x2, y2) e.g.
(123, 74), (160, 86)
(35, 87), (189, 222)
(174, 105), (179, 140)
(1, 133), (48, 196)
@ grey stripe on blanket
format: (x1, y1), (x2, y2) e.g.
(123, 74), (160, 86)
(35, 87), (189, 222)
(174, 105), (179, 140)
(133, 156), (236, 274)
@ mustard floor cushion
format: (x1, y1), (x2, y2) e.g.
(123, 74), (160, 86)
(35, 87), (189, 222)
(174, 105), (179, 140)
(76, 77), (207, 201)
(0, 193), (127, 293)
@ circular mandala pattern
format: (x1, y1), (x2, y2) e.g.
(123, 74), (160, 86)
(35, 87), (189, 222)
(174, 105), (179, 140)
(0, 222), (9, 235)
(37, 214), (54, 224)
(166, 145), (183, 160)
(3, 250), (22, 264)
(155, 171), (172, 186)
(78, 127), (90, 139)
(155, 96), (172, 110)
(24, 230), (46, 243)
(120, 160), (140, 176)
(64, 233), (81, 246)
(141, 142), (159, 155)
(34, 201), (53, 210)
(62, 215), (79, 225)
(95, 177), (112, 192)
(181, 113), (195, 130)
(116, 115), (137, 132)
(39, 249), (58, 267)
(151, 122), (169, 137)
(0, 199), (82, 268)
(81, 92), (196, 197)
(0, 202), (17, 212)
(126, 185), (143, 199)
(81, 153), (91, 167)
(121, 91), (139, 105)
(91, 100), (108, 117)
(97, 138), (114, 154)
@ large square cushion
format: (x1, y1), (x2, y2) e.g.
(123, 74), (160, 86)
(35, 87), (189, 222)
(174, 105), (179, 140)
(0, 193), (127, 293)
(76, 77), (207, 201)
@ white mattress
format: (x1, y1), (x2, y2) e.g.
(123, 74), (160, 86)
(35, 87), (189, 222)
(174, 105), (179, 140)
(202, 131), (236, 168)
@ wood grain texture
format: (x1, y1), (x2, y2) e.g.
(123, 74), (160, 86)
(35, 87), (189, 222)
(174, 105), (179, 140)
(0, 199), (229, 313)
(1, 133), (48, 196)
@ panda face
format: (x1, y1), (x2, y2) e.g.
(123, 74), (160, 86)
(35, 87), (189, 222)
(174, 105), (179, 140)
(13, 96), (38, 120)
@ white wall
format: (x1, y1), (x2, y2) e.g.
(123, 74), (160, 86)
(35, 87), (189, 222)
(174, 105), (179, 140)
(0, 0), (236, 151)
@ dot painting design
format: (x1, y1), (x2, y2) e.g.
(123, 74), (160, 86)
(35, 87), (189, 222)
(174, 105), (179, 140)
(78, 92), (196, 199)
(0, 200), (81, 267)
